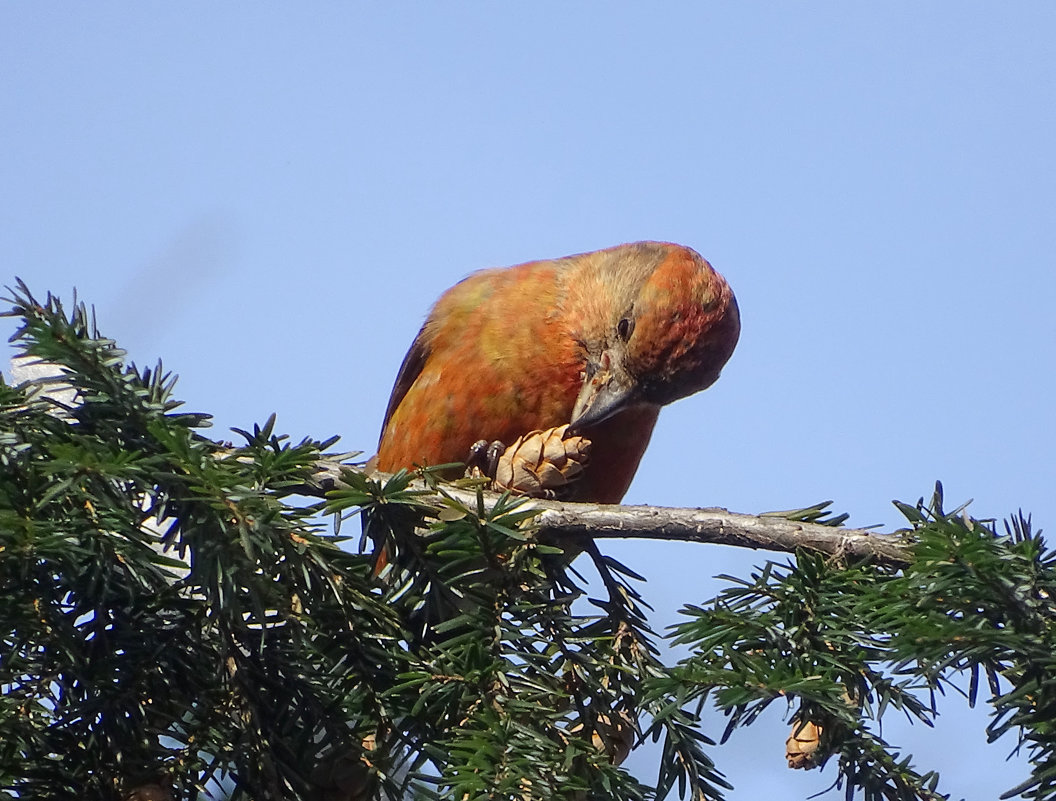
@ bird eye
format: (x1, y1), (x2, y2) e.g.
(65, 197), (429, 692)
(616, 317), (634, 342)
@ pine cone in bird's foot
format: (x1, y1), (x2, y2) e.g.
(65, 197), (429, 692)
(488, 425), (591, 499)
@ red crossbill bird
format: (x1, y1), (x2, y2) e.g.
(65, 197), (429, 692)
(376, 241), (740, 503)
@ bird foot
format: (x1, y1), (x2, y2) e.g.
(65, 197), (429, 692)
(466, 424), (591, 499)
(466, 438), (507, 481)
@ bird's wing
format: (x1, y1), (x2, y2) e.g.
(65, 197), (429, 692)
(380, 323), (430, 442)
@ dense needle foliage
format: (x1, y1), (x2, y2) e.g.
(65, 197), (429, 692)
(0, 284), (1053, 801)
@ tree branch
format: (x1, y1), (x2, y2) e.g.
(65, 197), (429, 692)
(530, 500), (910, 567)
(309, 461), (912, 568)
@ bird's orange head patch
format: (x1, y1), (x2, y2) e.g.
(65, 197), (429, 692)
(624, 245), (740, 406)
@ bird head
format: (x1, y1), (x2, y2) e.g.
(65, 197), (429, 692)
(566, 242), (740, 432)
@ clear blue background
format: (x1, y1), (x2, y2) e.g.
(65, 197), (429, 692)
(4, 5), (1054, 799)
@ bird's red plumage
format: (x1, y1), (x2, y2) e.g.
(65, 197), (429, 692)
(377, 241), (739, 503)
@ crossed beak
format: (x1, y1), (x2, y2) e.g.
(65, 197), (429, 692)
(568, 350), (638, 433)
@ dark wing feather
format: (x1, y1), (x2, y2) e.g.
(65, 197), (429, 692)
(379, 323), (431, 446)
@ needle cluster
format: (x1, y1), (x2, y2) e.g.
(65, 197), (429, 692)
(1, 286), (1054, 801)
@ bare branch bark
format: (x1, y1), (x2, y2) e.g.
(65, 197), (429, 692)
(308, 461), (912, 568)
(530, 501), (910, 567)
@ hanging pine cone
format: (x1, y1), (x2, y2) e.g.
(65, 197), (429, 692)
(785, 719), (823, 769)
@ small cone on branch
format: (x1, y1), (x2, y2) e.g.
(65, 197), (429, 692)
(492, 425), (591, 498)
(590, 708), (636, 766)
(786, 687), (858, 770)
(785, 720), (823, 769)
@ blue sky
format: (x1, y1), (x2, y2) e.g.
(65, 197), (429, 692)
(4, 5), (1054, 799)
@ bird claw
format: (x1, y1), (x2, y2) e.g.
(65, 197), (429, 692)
(466, 439), (506, 481)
